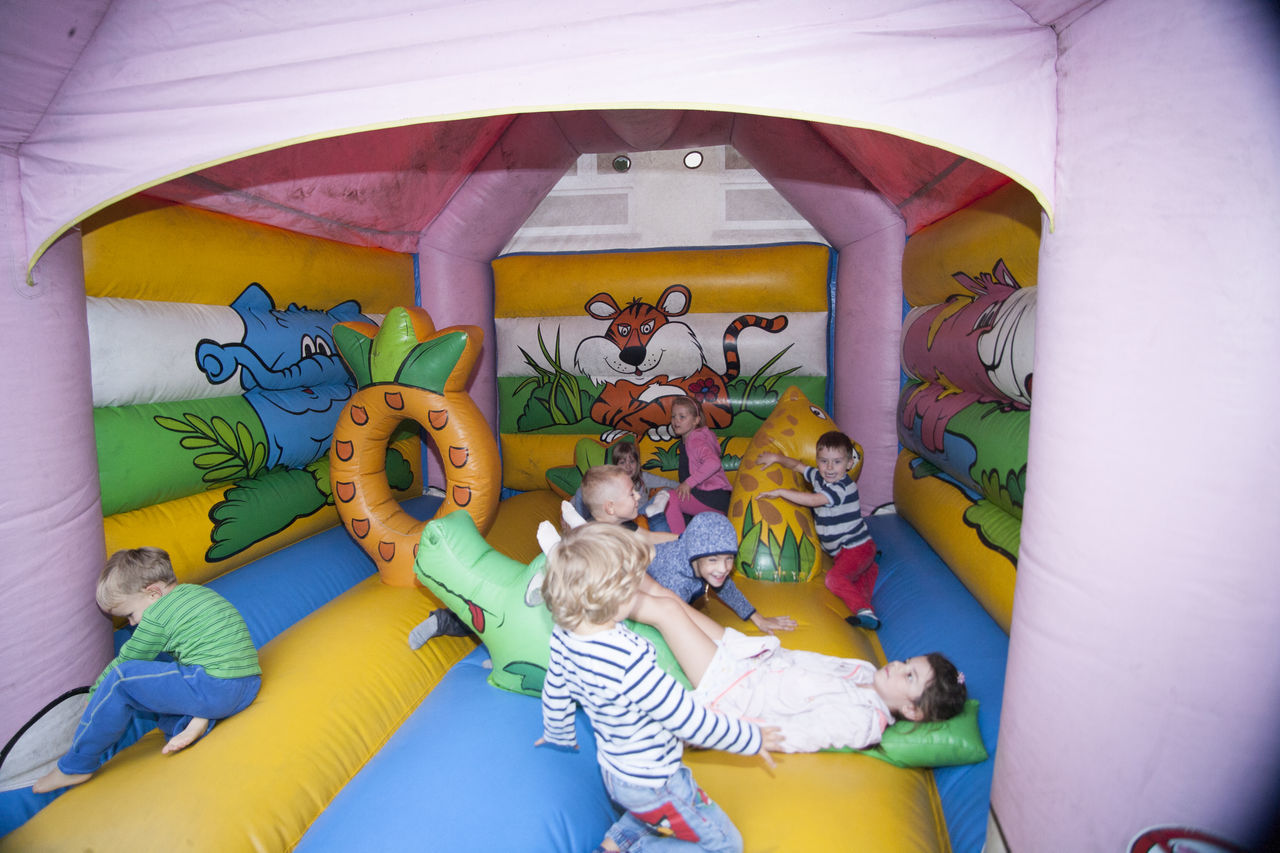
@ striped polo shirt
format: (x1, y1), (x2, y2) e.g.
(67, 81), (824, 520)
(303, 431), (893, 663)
(804, 467), (871, 556)
(541, 624), (761, 787)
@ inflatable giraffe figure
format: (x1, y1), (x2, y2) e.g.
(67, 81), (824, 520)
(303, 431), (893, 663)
(329, 307), (501, 586)
(729, 386), (860, 582)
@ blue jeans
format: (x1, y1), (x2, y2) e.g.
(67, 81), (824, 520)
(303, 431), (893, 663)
(59, 660), (260, 774)
(601, 764), (743, 852)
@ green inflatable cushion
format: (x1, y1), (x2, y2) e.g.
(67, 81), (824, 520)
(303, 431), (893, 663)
(857, 699), (987, 768)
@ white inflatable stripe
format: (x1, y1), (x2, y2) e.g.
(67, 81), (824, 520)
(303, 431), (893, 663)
(88, 296), (247, 407)
(495, 311), (827, 378)
(87, 297), (383, 408)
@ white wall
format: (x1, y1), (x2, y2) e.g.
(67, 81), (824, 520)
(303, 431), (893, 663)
(503, 145), (825, 253)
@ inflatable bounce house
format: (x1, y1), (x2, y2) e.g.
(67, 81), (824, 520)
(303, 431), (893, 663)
(1, 2), (1277, 851)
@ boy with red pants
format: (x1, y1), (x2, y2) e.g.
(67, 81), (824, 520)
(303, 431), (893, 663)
(757, 430), (881, 630)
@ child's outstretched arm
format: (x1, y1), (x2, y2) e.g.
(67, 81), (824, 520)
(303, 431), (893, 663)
(714, 577), (796, 634)
(638, 529), (678, 545)
(538, 649), (579, 749)
(755, 450), (806, 472)
(758, 487), (827, 508)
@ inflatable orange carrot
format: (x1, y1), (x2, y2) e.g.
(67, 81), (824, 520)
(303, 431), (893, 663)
(329, 307), (500, 586)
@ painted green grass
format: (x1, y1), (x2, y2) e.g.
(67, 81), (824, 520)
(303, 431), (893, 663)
(735, 500), (817, 582)
(500, 325), (823, 436)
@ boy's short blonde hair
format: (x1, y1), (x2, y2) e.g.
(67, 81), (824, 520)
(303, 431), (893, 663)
(97, 547), (177, 609)
(542, 523), (653, 631)
(581, 465), (632, 517)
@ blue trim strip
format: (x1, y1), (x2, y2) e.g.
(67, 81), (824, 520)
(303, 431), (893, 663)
(825, 247), (838, 414)
(412, 252), (422, 307)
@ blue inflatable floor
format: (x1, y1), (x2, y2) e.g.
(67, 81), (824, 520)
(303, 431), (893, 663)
(296, 647), (618, 852)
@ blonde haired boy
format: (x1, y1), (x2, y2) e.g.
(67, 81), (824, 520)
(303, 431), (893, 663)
(538, 523), (781, 853)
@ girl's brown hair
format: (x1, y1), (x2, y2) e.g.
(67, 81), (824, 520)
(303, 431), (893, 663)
(915, 652), (968, 722)
(669, 395), (704, 428)
(610, 439), (644, 491)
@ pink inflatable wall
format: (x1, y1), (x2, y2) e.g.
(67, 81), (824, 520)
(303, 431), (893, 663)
(0, 220), (112, 727)
(994, 2), (1280, 849)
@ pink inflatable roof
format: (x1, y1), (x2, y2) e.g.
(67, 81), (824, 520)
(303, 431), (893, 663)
(3, 0), (1066, 267)
(3, 2), (1279, 851)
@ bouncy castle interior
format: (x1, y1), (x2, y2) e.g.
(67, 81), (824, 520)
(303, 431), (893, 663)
(1, 2), (1277, 851)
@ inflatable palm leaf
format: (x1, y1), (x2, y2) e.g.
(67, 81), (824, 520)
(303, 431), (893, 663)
(332, 306), (479, 393)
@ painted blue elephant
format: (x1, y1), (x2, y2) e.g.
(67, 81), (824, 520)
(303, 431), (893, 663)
(195, 283), (370, 469)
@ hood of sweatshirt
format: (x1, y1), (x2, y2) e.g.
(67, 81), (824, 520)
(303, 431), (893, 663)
(680, 512), (739, 566)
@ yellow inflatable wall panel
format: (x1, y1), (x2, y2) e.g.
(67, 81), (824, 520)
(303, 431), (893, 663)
(483, 488), (565, 562)
(0, 576), (471, 853)
(894, 451), (1015, 632)
(104, 491), (335, 587)
(688, 575), (949, 852)
(493, 244), (831, 317)
(502, 433), (586, 493)
(82, 196), (415, 310)
(901, 181), (1042, 306)
(103, 435), (421, 586)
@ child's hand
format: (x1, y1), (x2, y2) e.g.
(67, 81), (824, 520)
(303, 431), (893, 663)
(757, 725), (785, 770)
(534, 737), (577, 751)
(676, 482), (693, 499)
(751, 613), (798, 634)
(757, 489), (780, 500)
(756, 452), (781, 468)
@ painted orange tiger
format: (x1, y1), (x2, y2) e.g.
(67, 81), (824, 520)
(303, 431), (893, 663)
(573, 284), (788, 440)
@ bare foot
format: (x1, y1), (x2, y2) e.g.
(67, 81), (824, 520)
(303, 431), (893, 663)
(32, 768), (92, 793)
(161, 717), (209, 754)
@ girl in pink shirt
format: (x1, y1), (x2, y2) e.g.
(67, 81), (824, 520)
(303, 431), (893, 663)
(662, 396), (732, 534)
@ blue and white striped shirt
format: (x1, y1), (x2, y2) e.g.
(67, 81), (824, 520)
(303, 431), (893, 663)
(804, 467), (871, 556)
(541, 624), (762, 787)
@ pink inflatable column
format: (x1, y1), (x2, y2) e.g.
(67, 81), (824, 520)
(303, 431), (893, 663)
(993, 1), (1280, 849)
(0, 165), (111, 746)
(733, 115), (905, 510)
(416, 113), (578, 487)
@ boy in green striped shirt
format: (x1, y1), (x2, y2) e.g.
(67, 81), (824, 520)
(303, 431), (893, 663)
(34, 547), (261, 793)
